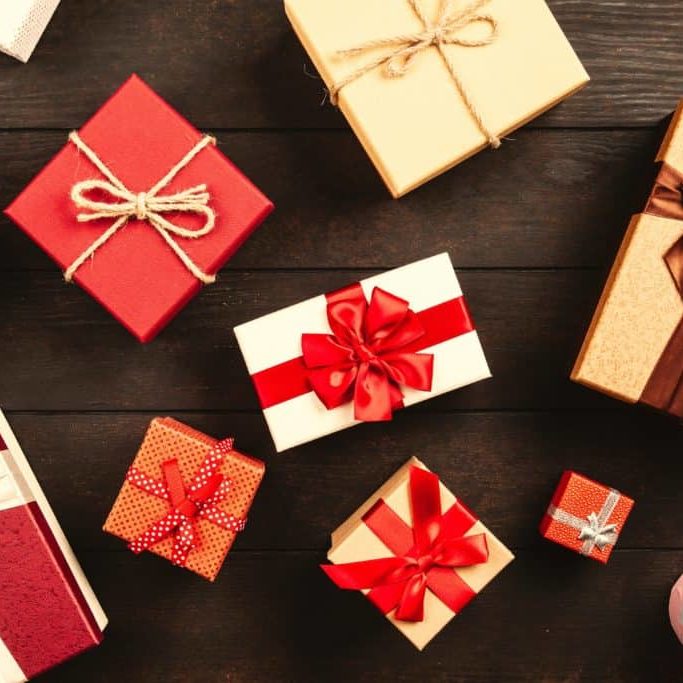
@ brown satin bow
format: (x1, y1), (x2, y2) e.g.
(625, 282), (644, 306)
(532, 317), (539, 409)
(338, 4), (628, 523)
(639, 163), (683, 416)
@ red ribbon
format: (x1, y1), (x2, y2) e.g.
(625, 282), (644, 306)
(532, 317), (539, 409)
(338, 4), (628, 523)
(128, 439), (246, 567)
(322, 466), (489, 622)
(301, 284), (434, 422)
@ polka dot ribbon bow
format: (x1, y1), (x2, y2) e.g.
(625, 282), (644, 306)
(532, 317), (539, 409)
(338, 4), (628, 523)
(127, 439), (246, 567)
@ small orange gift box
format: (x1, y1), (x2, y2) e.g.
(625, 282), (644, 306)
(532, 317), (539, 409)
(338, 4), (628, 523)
(539, 471), (634, 564)
(103, 417), (265, 581)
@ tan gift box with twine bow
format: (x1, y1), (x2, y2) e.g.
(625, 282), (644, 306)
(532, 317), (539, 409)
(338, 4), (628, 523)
(572, 101), (683, 415)
(284, 0), (589, 198)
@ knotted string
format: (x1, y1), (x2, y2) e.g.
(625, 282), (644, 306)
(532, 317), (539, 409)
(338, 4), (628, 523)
(65, 132), (218, 285)
(329, 0), (500, 148)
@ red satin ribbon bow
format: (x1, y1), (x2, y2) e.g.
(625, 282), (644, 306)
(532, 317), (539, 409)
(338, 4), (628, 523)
(302, 285), (434, 422)
(322, 466), (489, 622)
(128, 439), (246, 567)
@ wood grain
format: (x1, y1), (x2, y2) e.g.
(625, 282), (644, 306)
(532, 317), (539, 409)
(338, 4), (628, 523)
(5, 410), (683, 552)
(1, 0), (682, 680)
(37, 549), (683, 682)
(0, 1), (681, 129)
(0, 128), (663, 271)
(0, 269), (618, 412)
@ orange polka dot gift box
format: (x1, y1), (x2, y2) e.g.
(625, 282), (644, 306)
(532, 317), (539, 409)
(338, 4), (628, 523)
(103, 417), (265, 581)
(539, 471), (634, 564)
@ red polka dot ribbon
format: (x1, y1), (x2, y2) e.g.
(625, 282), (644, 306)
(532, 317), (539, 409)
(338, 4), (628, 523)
(127, 439), (246, 567)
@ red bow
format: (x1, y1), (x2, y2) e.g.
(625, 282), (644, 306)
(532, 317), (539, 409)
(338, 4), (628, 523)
(128, 439), (246, 567)
(302, 285), (434, 422)
(322, 466), (489, 622)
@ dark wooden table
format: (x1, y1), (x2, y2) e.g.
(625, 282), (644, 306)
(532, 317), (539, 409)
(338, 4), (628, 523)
(2, 1), (683, 681)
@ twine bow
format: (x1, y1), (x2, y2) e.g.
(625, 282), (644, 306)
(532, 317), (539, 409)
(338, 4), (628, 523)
(329, 0), (500, 148)
(65, 132), (218, 285)
(578, 512), (618, 551)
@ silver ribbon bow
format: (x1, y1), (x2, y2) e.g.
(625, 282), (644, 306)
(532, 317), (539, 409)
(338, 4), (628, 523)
(547, 489), (621, 555)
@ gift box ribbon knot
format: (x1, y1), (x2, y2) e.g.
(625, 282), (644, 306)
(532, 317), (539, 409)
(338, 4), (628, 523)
(322, 466), (489, 622)
(547, 489), (620, 554)
(633, 162), (683, 415)
(252, 282), (475, 422)
(65, 131), (218, 285)
(302, 284), (436, 422)
(127, 438), (246, 566)
(329, 0), (501, 148)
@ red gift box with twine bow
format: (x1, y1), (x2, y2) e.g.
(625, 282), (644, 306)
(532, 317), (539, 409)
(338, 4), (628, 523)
(322, 458), (514, 650)
(539, 471), (634, 564)
(103, 418), (265, 581)
(5, 74), (273, 342)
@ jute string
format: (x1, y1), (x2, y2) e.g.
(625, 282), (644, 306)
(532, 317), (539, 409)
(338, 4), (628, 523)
(65, 132), (218, 285)
(329, 0), (500, 148)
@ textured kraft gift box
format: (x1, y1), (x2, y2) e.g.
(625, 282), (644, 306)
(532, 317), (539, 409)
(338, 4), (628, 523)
(323, 458), (514, 650)
(235, 253), (491, 452)
(572, 100), (683, 417)
(0, 410), (107, 683)
(0, 0), (61, 62)
(103, 417), (265, 582)
(5, 74), (274, 342)
(284, 0), (589, 198)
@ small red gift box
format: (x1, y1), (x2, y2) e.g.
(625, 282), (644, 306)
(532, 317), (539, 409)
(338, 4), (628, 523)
(5, 74), (274, 342)
(539, 471), (634, 564)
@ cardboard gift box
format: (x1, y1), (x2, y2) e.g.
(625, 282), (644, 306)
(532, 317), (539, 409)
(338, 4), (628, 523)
(0, 0), (61, 62)
(235, 253), (491, 452)
(0, 411), (107, 682)
(539, 471), (634, 564)
(284, 0), (589, 198)
(5, 74), (274, 342)
(104, 417), (265, 582)
(572, 101), (683, 417)
(322, 458), (514, 650)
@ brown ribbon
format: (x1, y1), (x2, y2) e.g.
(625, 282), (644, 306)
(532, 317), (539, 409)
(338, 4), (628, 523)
(639, 163), (683, 416)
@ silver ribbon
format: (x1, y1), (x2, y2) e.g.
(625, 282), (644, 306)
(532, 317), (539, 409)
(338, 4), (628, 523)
(547, 489), (620, 555)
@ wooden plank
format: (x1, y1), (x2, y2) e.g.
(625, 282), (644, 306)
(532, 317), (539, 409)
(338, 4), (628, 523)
(38, 549), (683, 682)
(0, 269), (619, 412)
(6, 410), (681, 551)
(0, 128), (662, 271)
(0, 1), (681, 129)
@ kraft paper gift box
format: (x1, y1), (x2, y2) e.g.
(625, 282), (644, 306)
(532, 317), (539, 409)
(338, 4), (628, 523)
(5, 74), (274, 343)
(572, 100), (683, 417)
(321, 458), (514, 650)
(0, 0), (61, 62)
(104, 417), (265, 582)
(0, 410), (107, 682)
(235, 253), (491, 452)
(284, 0), (589, 198)
(539, 471), (634, 564)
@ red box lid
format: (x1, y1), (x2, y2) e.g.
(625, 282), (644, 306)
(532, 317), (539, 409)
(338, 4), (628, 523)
(5, 74), (274, 342)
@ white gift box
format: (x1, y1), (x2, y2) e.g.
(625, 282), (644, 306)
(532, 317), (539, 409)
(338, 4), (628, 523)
(0, 411), (107, 682)
(0, 0), (61, 63)
(235, 253), (491, 452)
